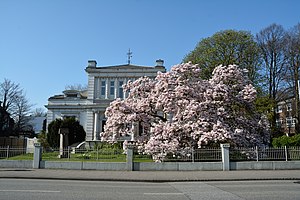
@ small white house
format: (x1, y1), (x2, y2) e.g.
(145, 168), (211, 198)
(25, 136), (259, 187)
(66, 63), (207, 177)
(46, 60), (166, 146)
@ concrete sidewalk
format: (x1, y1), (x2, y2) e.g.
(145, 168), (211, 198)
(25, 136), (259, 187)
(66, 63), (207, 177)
(1, 169), (300, 182)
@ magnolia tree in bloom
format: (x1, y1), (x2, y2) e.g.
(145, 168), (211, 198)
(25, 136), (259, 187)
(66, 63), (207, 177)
(101, 62), (270, 161)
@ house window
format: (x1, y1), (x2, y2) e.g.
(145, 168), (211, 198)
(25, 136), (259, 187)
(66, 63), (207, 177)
(276, 105), (282, 113)
(286, 117), (295, 127)
(110, 81), (115, 96)
(101, 120), (106, 132)
(286, 102), (292, 111)
(119, 81), (124, 99)
(101, 81), (106, 96)
(276, 119), (283, 128)
(138, 122), (145, 136)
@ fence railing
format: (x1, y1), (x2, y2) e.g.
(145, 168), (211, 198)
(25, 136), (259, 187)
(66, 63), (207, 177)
(230, 146), (300, 161)
(42, 147), (126, 162)
(1, 145), (300, 162)
(133, 148), (222, 162)
(0, 146), (34, 160)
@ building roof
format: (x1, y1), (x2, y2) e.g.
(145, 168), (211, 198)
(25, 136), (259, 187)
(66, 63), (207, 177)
(93, 64), (155, 69)
(48, 90), (87, 100)
(28, 116), (46, 134)
(85, 63), (166, 73)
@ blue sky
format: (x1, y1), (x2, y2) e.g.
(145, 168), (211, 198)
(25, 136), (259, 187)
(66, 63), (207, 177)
(1, 0), (300, 111)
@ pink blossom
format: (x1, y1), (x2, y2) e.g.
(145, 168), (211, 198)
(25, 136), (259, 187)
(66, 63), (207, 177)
(101, 63), (270, 162)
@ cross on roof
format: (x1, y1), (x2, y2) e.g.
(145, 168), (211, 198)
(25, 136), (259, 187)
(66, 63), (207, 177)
(127, 48), (132, 64)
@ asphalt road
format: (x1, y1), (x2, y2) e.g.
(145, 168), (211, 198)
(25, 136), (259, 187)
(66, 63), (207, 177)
(0, 179), (300, 200)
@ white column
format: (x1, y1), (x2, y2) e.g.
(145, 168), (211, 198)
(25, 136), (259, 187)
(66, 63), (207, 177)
(94, 78), (99, 99)
(131, 122), (138, 141)
(220, 143), (230, 171)
(93, 112), (99, 141)
(98, 78), (101, 99)
(105, 78), (109, 99)
(131, 123), (135, 141)
(123, 78), (127, 99)
(98, 77), (101, 99)
(114, 78), (118, 99)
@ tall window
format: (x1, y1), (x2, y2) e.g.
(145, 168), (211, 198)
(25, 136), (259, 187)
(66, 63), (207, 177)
(286, 102), (292, 111)
(276, 118), (283, 128)
(110, 81), (115, 96)
(286, 117), (295, 127)
(101, 81), (106, 96)
(276, 105), (282, 113)
(119, 81), (124, 99)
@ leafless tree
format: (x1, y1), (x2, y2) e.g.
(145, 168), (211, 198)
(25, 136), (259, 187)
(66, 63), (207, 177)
(12, 93), (33, 134)
(0, 79), (33, 135)
(65, 84), (87, 91)
(32, 107), (46, 117)
(256, 23), (288, 100)
(284, 23), (300, 132)
(256, 24), (288, 135)
(0, 79), (22, 113)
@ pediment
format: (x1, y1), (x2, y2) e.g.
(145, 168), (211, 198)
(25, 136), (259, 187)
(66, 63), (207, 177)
(99, 64), (153, 70)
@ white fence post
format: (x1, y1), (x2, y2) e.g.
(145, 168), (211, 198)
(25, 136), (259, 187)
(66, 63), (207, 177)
(220, 143), (230, 171)
(97, 146), (99, 160)
(126, 143), (134, 171)
(33, 143), (42, 169)
(192, 148), (195, 163)
(284, 146), (288, 161)
(256, 146), (259, 162)
(68, 146), (71, 160)
(6, 145), (9, 159)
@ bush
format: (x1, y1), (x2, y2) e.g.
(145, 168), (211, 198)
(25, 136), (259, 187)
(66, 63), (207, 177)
(272, 134), (300, 147)
(47, 117), (86, 148)
(37, 130), (50, 149)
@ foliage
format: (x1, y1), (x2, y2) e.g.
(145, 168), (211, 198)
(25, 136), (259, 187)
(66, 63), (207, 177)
(255, 96), (275, 115)
(101, 62), (270, 162)
(94, 141), (123, 150)
(37, 130), (50, 149)
(47, 118), (61, 147)
(60, 117), (86, 145)
(47, 117), (86, 147)
(272, 134), (300, 147)
(254, 95), (282, 135)
(183, 30), (261, 85)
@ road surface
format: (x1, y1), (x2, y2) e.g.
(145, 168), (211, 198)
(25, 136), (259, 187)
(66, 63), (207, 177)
(0, 179), (299, 200)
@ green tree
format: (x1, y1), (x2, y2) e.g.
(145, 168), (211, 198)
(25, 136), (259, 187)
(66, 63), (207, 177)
(47, 117), (86, 147)
(272, 134), (300, 147)
(60, 117), (86, 145)
(183, 30), (261, 84)
(37, 130), (50, 149)
(47, 118), (62, 147)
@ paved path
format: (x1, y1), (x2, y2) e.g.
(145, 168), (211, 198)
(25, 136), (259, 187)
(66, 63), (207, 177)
(1, 169), (300, 182)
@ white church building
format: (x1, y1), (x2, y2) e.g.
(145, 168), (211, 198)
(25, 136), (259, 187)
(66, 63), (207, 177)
(46, 59), (166, 146)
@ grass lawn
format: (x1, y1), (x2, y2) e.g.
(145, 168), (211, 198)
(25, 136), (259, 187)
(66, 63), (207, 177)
(5, 153), (34, 160)
(1, 146), (154, 162)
